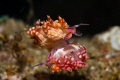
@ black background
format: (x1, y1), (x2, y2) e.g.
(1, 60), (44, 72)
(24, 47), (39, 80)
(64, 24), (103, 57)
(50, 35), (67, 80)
(1, 0), (120, 36)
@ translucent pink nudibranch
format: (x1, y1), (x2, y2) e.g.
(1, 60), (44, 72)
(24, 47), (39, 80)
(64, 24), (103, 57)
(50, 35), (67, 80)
(45, 43), (89, 72)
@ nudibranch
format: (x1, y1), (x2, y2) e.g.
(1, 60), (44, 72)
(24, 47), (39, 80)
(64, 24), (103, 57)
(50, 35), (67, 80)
(27, 16), (82, 50)
(34, 43), (89, 72)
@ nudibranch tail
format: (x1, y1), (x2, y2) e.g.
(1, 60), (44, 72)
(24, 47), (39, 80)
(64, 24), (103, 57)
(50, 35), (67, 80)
(33, 60), (50, 68)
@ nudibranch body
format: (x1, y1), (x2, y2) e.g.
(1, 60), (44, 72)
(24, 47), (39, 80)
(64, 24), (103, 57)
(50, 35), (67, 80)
(46, 44), (89, 72)
(27, 16), (80, 50)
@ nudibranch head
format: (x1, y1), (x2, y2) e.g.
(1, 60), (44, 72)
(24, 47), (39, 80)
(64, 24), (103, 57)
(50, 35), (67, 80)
(46, 44), (89, 72)
(27, 16), (80, 49)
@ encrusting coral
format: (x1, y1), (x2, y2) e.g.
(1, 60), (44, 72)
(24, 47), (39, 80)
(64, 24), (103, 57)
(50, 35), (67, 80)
(27, 16), (89, 72)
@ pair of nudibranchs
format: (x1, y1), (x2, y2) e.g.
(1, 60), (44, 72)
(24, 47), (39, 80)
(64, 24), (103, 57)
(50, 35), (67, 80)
(27, 16), (89, 72)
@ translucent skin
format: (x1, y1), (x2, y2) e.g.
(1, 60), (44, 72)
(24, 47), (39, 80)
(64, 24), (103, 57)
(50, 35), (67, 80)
(46, 44), (89, 72)
(27, 16), (79, 50)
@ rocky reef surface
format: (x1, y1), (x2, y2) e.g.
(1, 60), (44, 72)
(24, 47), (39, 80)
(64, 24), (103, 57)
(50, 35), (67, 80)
(0, 18), (120, 80)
